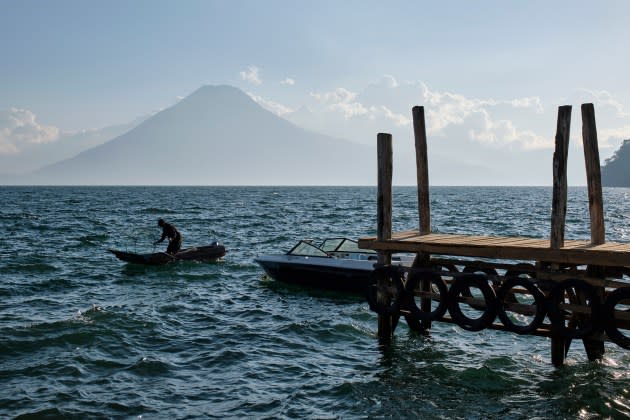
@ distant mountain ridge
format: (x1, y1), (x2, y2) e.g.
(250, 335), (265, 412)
(0, 117), (145, 176)
(17, 85), (375, 185)
(602, 139), (630, 187)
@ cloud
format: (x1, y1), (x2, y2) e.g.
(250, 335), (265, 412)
(296, 79), (629, 154)
(554, 89), (630, 155)
(418, 83), (551, 149)
(310, 88), (366, 119)
(311, 87), (358, 104)
(599, 125), (630, 150)
(468, 109), (550, 149)
(309, 88), (410, 125)
(577, 88), (630, 118)
(509, 97), (544, 113)
(280, 78), (295, 86)
(240, 66), (262, 85)
(247, 93), (294, 116)
(380, 74), (399, 88)
(0, 108), (59, 155)
(369, 105), (410, 126)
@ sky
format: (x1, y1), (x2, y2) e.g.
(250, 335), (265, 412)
(1, 0), (630, 184)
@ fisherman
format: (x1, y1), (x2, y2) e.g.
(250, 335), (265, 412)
(154, 218), (182, 255)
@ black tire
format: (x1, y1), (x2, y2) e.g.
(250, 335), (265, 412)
(435, 263), (458, 274)
(366, 266), (405, 316)
(548, 279), (601, 339)
(603, 287), (630, 350)
(448, 274), (497, 331)
(462, 266), (498, 309)
(500, 268), (536, 305)
(496, 277), (546, 334)
(405, 271), (449, 322)
(463, 266), (498, 276)
(503, 263), (536, 279)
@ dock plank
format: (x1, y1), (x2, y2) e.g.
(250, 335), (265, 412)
(359, 232), (630, 267)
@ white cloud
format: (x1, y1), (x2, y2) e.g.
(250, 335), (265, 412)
(296, 79), (629, 155)
(381, 74), (399, 88)
(311, 88), (367, 119)
(308, 86), (407, 125)
(247, 93), (294, 116)
(280, 78), (295, 86)
(239, 66), (262, 85)
(369, 106), (410, 126)
(329, 102), (369, 119)
(599, 125), (630, 150)
(469, 109), (550, 149)
(419, 83), (551, 149)
(311, 87), (358, 104)
(577, 88), (630, 118)
(509, 97), (544, 113)
(0, 108), (59, 155)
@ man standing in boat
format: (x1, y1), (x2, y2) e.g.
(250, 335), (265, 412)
(154, 218), (182, 255)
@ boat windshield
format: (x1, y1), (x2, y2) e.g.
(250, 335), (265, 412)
(320, 238), (376, 254)
(287, 241), (330, 257)
(320, 238), (344, 252)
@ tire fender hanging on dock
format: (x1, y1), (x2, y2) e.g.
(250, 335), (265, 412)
(404, 270), (449, 322)
(496, 277), (546, 335)
(603, 287), (630, 350)
(548, 278), (602, 339)
(366, 266), (405, 316)
(447, 273), (497, 331)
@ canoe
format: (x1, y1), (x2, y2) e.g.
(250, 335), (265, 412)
(109, 243), (226, 265)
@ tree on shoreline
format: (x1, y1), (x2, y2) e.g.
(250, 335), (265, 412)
(602, 139), (630, 187)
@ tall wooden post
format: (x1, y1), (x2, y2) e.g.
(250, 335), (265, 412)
(377, 133), (394, 340)
(581, 103), (606, 361)
(413, 106), (431, 236)
(582, 103), (605, 245)
(549, 106), (572, 367)
(412, 106), (432, 330)
(550, 105), (571, 250)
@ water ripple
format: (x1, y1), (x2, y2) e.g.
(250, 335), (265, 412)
(0, 186), (628, 418)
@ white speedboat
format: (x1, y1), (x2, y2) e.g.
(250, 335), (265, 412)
(255, 238), (413, 293)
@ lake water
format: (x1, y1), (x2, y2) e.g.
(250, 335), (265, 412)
(1, 186), (629, 418)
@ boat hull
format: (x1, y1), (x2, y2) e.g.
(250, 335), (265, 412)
(255, 256), (377, 293)
(109, 244), (226, 265)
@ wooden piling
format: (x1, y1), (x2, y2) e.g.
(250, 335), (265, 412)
(550, 106), (571, 249)
(412, 106), (432, 330)
(413, 106), (431, 235)
(581, 103), (606, 360)
(550, 105), (571, 366)
(377, 133), (394, 340)
(583, 264), (606, 361)
(581, 103), (605, 245)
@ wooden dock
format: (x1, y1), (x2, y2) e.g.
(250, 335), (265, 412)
(359, 104), (630, 366)
(359, 231), (630, 268)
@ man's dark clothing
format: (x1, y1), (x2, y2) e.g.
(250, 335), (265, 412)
(156, 222), (182, 254)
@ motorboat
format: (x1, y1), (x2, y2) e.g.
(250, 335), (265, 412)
(109, 242), (226, 265)
(255, 238), (413, 293)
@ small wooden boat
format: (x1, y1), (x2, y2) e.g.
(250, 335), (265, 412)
(109, 242), (226, 265)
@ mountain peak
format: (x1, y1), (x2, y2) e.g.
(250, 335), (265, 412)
(23, 84), (374, 185)
(176, 84), (258, 113)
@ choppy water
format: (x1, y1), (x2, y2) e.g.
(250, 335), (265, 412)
(1, 186), (629, 419)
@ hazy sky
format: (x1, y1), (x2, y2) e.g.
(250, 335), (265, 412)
(2, 0), (630, 183)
